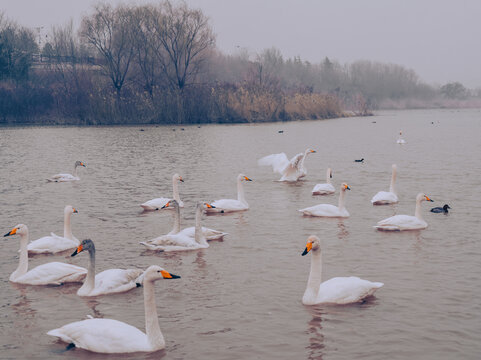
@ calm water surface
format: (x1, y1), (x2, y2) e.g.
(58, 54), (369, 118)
(1, 109), (480, 359)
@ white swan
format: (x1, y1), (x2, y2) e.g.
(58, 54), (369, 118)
(27, 205), (80, 254)
(205, 174), (252, 213)
(47, 161), (86, 182)
(312, 168), (335, 195)
(301, 235), (383, 305)
(158, 200), (227, 240)
(47, 265), (180, 353)
(140, 202), (211, 251)
(258, 149), (316, 181)
(375, 193), (433, 231)
(141, 173), (184, 211)
(4, 224), (87, 285)
(299, 183), (351, 217)
(71, 239), (144, 296)
(397, 131), (406, 144)
(371, 164), (399, 205)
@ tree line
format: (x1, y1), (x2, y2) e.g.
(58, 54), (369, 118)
(0, 1), (479, 125)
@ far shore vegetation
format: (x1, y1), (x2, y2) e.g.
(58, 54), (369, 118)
(1, 1), (480, 126)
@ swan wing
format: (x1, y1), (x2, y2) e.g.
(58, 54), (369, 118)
(87, 269), (143, 296)
(258, 153), (290, 174)
(371, 191), (398, 204)
(28, 233), (79, 254)
(317, 277), (384, 304)
(299, 204), (347, 217)
(47, 318), (154, 353)
(47, 173), (79, 182)
(140, 197), (171, 211)
(13, 262), (87, 285)
(208, 199), (248, 212)
(375, 215), (427, 230)
(312, 183), (335, 195)
(180, 226), (228, 241)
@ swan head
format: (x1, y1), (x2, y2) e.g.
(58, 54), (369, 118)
(301, 235), (320, 256)
(341, 183), (351, 191)
(162, 199), (179, 209)
(143, 265), (181, 283)
(65, 205), (78, 214)
(75, 161), (86, 168)
(203, 202), (216, 209)
(329, 168), (333, 178)
(71, 239), (95, 256)
(416, 193), (433, 202)
(238, 174), (252, 182)
(306, 149), (316, 154)
(4, 224), (28, 237)
(173, 173), (184, 182)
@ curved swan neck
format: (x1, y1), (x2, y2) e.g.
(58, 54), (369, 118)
(73, 164), (79, 178)
(194, 206), (208, 246)
(172, 204), (181, 234)
(80, 248), (96, 293)
(338, 189), (346, 211)
(389, 166), (397, 194)
(237, 177), (246, 204)
(143, 279), (165, 349)
(12, 232), (29, 280)
(415, 197), (424, 220)
(172, 177), (180, 203)
(304, 249), (322, 303)
(63, 210), (73, 239)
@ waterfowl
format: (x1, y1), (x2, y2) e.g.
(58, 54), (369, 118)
(312, 168), (335, 195)
(299, 183), (351, 217)
(397, 131), (406, 144)
(258, 149), (316, 181)
(47, 265), (180, 353)
(47, 161), (86, 182)
(301, 235), (383, 305)
(354, 158), (364, 163)
(371, 164), (399, 205)
(205, 174), (252, 213)
(141, 173), (184, 211)
(431, 204), (451, 213)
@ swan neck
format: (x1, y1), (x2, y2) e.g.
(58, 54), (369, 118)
(237, 178), (246, 204)
(80, 248), (96, 293)
(172, 177), (180, 203)
(194, 206), (207, 246)
(63, 211), (73, 239)
(389, 167), (397, 194)
(144, 279), (165, 349)
(73, 165), (78, 178)
(12, 233), (29, 280)
(326, 169), (331, 184)
(304, 249), (322, 303)
(172, 204), (181, 234)
(415, 197), (423, 220)
(338, 189), (346, 210)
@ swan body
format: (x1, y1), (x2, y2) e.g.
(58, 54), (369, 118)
(4, 224), (86, 285)
(27, 205), (79, 254)
(258, 149), (316, 181)
(397, 131), (406, 144)
(205, 174), (252, 213)
(300, 183), (350, 217)
(140, 202), (211, 251)
(375, 193), (433, 231)
(47, 265), (180, 353)
(141, 173), (184, 211)
(47, 161), (86, 182)
(301, 235), (383, 305)
(71, 239), (143, 296)
(431, 204), (451, 213)
(371, 164), (399, 205)
(312, 168), (335, 195)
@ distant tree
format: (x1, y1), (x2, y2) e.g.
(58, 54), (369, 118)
(440, 82), (468, 99)
(253, 47), (283, 90)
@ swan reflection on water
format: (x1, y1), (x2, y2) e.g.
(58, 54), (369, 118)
(305, 306), (325, 360)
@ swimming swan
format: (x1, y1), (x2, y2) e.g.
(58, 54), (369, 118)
(4, 224), (87, 285)
(301, 235), (383, 305)
(375, 193), (433, 231)
(47, 161), (86, 182)
(71, 239), (144, 296)
(27, 205), (80, 254)
(205, 174), (252, 213)
(47, 265), (180, 353)
(140, 202), (211, 251)
(371, 164), (399, 205)
(299, 183), (351, 217)
(312, 168), (335, 195)
(397, 131), (406, 144)
(141, 173), (184, 211)
(258, 149), (316, 181)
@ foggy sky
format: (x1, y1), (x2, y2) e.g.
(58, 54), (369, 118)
(1, 0), (480, 88)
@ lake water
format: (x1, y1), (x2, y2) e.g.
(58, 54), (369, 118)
(1, 109), (480, 359)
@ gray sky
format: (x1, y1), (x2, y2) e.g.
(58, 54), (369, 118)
(1, 0), (480, 88)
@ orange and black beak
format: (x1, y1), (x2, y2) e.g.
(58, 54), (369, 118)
(205, 203), (216, 209)
(80, 162), (86, 167)
(345, 184), (351, 190)
(425, 196), (433, 202)
(302, 242), (313, 256)
(244, 176), (252, 181)
(310, 150), (316, 153)
(4, 228), (17, 237)
(73, 208), (78, 213)
(161, 201), (171, 209)
(179, 177), (184, 182)
(71, 244), (84, 257)
(160, 270), (181, 279)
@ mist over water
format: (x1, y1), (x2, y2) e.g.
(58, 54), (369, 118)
(1, 108), (480, 359)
